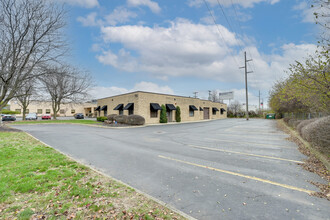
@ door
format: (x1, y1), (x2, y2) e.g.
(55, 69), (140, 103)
(166, 110), (172, 122)
(203, 107), (209, 119)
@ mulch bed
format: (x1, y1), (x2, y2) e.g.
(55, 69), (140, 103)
(0, 124), (22, 132)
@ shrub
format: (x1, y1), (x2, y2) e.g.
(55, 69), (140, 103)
(107, 114), (117, 121)
(97, 116), (107, 122)
(160, 104), (167, 123)
(296, 118), (318, 135)
(1, 109), (20, 115)
(127, 115), (145, 125)
(113, 115), (128, 124)
(248, 110), (257, 117)
(301, 116), (330, 155)
(275, 113), (282, 119)
(283, 117), (290, 123)
(288, 118), (298, 128)
(175, 106), (181, 122)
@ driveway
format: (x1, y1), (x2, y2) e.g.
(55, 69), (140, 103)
(12, 119), (329, 220)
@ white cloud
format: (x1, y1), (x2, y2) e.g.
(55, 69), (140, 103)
(59, 0), (99, 8)
(293, 2), (315, 23)
(77, 12), (102, 27)
(127, 0), (161, 13)
(89, 82), (174, 99)
(96, 19), (317, 94)
(188, 0), (279, 8)
(106, 7), (138, 26)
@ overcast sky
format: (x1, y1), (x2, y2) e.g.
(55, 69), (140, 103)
(62, 0), (319, 107)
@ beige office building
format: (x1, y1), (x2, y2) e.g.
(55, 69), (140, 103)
(9, 100), (97, 117)
(97, 91), (227, 124)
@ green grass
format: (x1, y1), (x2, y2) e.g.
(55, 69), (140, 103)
(11, 119), (102, 125)
(0, 132), (185, 219)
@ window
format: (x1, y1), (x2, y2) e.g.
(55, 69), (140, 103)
(15, 109), (21, 114)
(46, 109), (51, 114)
(26, 109), (29, 114)
(60, 109), (65, 114)
(37, 109), (42, 114)
(151, 111), (158, 118)
(189, 109), (194, 117)
(71, 109), (75, 114)
(150, 103), (161, 118)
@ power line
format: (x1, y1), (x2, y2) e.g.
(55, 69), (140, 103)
(202, 0), (241, 67)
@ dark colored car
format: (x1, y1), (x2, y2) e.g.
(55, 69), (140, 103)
(74, 113), (84, 119)
(2, 115), (16, 121)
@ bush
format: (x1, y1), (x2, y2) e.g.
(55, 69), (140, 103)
(1, 109), (20, 115)
(287, 118), (298, 128)
(248, 110), (257, 117)
(296, 118), (318, 135)
(97, 116), (107, 122)
(301, 116), (330, 155)
(107, 114), (117, 121)
(113, 115), (128, 124)
(283, 117), (290, 123)
(175, 106), (181, 122)
(160, 104), (167, 123)
(275, 113), (282, 119)
(127, 115), (145, 125)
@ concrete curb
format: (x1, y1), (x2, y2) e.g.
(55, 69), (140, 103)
(24, 132), (196, 220)
(10, 118), (227, 130)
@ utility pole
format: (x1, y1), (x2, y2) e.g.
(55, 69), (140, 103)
(193, 92), (198, 98)
(208, 90), (211, 100)
(240, 51), (253, 120)
(258, 90), (261, 113)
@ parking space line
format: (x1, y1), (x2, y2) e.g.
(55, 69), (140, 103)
(188, 144), (304, 163)
(158, 155), (315, 195)
(205, 138), (294, 149)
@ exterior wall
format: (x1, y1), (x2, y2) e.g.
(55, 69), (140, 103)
(97, 91), (227, 124)
(9, 101), (97, 117)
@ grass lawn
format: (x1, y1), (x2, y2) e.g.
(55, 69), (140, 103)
(0, 132), (185, 219)
(11, 119), (102, 125)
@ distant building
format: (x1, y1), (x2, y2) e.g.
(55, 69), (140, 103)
(9, 100), (97, 117)
(97, 91), (227, 124)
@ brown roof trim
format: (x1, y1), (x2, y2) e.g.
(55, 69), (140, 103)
(97, 90), (224, 104)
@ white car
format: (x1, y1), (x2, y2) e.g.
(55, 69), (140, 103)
(26, 113), (38, 120)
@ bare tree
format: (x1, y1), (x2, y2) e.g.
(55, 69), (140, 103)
(312, 0), (330, 49)
(210, 90), (220, 102)
(40, 65), (92, 119)
(0, 0), (66, 111)
(16, 81), (37, 120)
(228, 100), (242, 117)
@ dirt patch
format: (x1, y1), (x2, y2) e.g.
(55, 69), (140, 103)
(0, 124), (22, 132)
(277, 120), (330, 200)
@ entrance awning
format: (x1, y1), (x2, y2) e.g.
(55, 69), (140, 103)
(189, 105), (198, 111)
(150, 103), (162, 111)
(166, 104), (176, 111)
(199, 107), (203, 111)
(221, 108), (226, 112)
(95, 106), (101, 111)
(124, 103), (134, 110)
(101, 105), (107, 111)
(212, 107), (219, 111)
(113, 104), (123, 110)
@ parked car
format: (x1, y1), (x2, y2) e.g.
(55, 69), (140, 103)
(2, 114), (16, 121)
(26, 113), (38, 120)
(74, 113), (84, 119)
(41, 114), (51, 120)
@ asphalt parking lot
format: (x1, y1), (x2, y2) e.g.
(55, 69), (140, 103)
(12, 119), (329, 220)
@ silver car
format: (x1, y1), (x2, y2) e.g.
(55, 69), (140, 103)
(25, 113), (38, 120)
